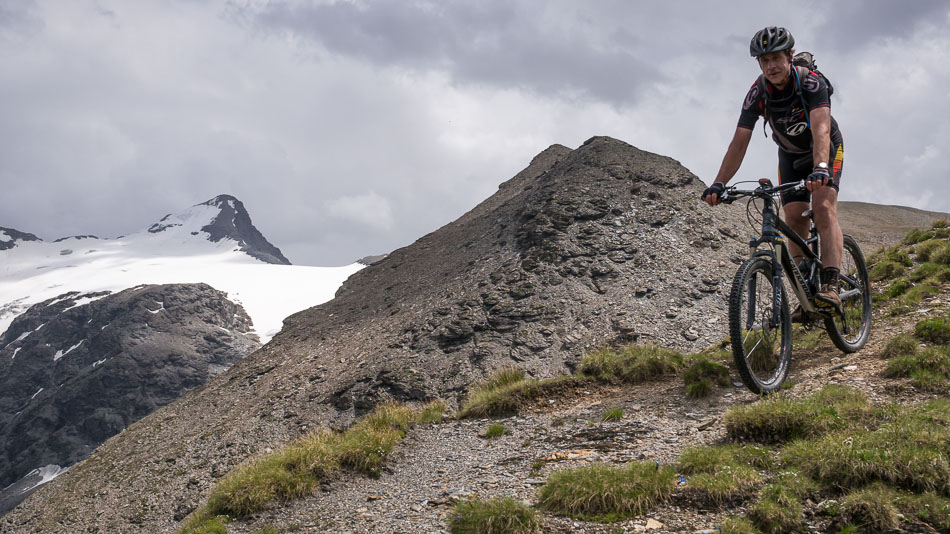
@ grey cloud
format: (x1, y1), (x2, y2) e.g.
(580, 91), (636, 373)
(0, 0), (42, 39)
(817, 0), (950, 52)
(233, 0), (663, 107)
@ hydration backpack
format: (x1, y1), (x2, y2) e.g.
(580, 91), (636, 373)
(791, 52), (833, 96)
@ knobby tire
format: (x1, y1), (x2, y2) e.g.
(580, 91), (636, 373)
(729, 256), (793, 395)
(824, 235), (872, 352)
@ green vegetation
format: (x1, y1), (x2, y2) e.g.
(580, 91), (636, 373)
(724, 385), (881, 444)
(677, 444), (772, 505)
(485, 424), (507, 439)
(883, 347), (950, 392)
(457, 368), (583, 418)
(881, 333), (918, 359)
(869, 258), (909, 282)
(536, 462), (677, 521)
(782, 399), (950, 493)
(909, 261), (950, 283)
(719, 516), (758, 534)
(682, 358), (731, 399)
(792, 327), (828, 350)
(449, 497), (540, 534)
(916, 317), (950, 344)
(601, 408), (623, 422)
(877, 318), (950, 391)
(903, 228), (935, 245)
(579, 344), (683, 384)
(839, 484), (900, 532)
(668, 386), (950, 533)
(180, 401), (445, 533)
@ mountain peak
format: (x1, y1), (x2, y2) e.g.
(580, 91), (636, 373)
(147, 194), (291, 265)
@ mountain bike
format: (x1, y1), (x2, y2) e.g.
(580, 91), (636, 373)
(720, 179), (872, 394)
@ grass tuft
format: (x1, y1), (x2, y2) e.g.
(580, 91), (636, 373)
(719, 516), (758, 534)
(915, 317), (950, 345)
(601, 408), (623, 422)
(180, 514), (228, 534)
(724, 385), (879, 444)
(181, 401), (442, 529)
(683, 359), (731, 399)
(747, 472), (817, 533)
(909, 261), (950, 283)
(485, 424), (507, 439)
(450, 497), (540, 534)
(840, 484), (900, 532)
(747, 487), (802, 534)
(579, 344), (684, 384)
(869, 260), (906, 282)
(537, 462), (676, 521)
(903, 228), (935, 245)
(677, 444), (772, 505)
(457, 369), (581, 418)
(880, 333), (918, 359)
(882, 347), (950, 391)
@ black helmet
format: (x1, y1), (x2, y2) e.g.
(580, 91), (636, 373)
(749, 26), (794, 57)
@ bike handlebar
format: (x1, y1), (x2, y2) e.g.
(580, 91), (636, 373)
(720, 180), (806, 204)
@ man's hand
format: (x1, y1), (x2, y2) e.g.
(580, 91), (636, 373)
(806, 168), (830, 192)
(702, 182), (726, 206)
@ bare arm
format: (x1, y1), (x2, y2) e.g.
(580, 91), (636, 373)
(810, 107), (831, 167)
(705, 127), (753, 206)
(807, 107), (832, 191)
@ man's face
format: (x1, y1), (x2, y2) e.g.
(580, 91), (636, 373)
(757, 51), (791, 87)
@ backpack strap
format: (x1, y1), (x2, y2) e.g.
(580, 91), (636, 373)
(791, 66), (811, 128)
(756, 75), (771, 137)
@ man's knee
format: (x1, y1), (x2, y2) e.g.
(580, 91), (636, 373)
(811, 190), (838, 226)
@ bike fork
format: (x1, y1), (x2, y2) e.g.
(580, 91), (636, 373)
(771, 257), (783, 329)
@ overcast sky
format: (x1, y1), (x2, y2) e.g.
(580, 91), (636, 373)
(2, 1), (948, 266)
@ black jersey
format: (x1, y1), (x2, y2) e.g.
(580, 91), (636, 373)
(738, 66), (843, 154)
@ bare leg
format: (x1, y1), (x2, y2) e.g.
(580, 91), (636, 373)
(781, 201), (812, 262)
(812, 187), (842, 270)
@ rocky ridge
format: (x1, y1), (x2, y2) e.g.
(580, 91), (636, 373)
(2, 136), (941, 533)
(0, 284), (260, 515)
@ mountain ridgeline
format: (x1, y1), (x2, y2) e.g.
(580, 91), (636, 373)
(0, 137), (844, 532)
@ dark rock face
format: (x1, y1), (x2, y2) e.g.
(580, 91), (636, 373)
(198, 195), (291, 265)
(146, 194), (291, 264)
(1, 137), (757, 533)
(0, 284), (260, 515)
(0, 227), (41, 251)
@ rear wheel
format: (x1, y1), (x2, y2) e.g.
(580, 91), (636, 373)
(729, 256), (793, 395)
(825, 235), (872, 352)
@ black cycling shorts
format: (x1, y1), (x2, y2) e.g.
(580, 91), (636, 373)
(777, 142), (844, 205)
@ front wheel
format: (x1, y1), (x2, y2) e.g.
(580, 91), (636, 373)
(825, 235), (872, 352)
(729, 256), (793, 395)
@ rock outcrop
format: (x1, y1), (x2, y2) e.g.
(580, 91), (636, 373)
(0, 284), (260, 515)
(0, 227), (41, 251)
(2, 137), (772, 532)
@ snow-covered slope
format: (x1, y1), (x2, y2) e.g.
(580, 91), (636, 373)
(0, 195), (362, 343)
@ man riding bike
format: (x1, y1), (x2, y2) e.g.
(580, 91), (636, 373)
(702, 26), (844, 312)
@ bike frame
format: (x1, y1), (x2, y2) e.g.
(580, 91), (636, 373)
(746, 191), (821, 325)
